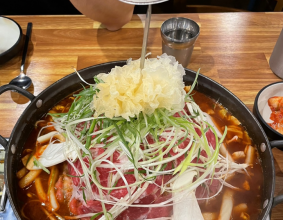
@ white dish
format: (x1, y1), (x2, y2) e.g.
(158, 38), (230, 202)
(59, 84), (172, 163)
(257, 82), (283, 124)
(119, 0), (168, 5)
(0, 17), (21, 54)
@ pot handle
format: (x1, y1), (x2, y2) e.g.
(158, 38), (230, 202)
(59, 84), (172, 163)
(0, 84), (35, 101)
(269, 141), (283, 208)
(269, 140), (283, 151)
(273, 194), (283, 207)
(0, 137), (8, 151)
(0, 84), (35, 151)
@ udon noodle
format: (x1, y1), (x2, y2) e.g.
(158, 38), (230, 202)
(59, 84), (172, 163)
(17, 55), (263, 220)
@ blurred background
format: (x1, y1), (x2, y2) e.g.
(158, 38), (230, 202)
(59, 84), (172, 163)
(0, 0), (282, 15)
(152, 0), (282, 13)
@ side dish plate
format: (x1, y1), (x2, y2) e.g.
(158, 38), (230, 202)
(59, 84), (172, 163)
(0, 17), (23, 64)
(254, 81), (283, 140)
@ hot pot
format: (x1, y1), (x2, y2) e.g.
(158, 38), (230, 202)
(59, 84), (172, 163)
(0, 61), (282, 219)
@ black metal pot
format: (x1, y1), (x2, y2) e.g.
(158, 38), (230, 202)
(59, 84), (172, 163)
(0, 61), (282, 219)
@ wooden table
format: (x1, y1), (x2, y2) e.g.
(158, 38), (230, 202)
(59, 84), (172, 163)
(0, 12), (283, 219)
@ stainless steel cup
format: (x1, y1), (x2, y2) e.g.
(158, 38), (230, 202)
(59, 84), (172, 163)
(161, 17), (200, 67)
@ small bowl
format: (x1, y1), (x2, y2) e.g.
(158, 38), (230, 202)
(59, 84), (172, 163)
(253, 81), (283, 140)
(0, 16), (23, 64)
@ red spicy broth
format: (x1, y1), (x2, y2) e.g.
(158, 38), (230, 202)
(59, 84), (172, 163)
(16, 90), (263, 220)
(193, 91), (263, 219)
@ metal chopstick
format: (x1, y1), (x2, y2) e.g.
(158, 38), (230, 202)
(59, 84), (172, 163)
(140, 4), (152, 69)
